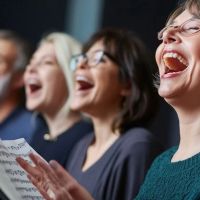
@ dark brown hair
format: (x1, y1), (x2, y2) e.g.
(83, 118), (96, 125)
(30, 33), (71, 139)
(83, 28), (158, 133)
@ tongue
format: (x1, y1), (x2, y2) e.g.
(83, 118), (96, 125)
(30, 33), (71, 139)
(30, 84), (41, 92)
(79, 81), (93, 90)
(164, 57), (187, 72)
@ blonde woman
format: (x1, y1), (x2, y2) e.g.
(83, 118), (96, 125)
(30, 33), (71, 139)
(27, 32), (92, 166)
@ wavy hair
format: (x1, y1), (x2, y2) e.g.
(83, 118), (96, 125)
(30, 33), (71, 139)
(83, 28), (158, 133)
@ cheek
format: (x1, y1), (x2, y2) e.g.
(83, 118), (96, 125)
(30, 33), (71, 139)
(24, 69), (31, 82)
(51, 72), (67, 93)
(42, 69), (61, 84)
(187, 41), (200, 61)
(155, 44), (163, 67)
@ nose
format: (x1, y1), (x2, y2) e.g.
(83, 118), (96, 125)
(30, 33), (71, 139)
(25, 60), (37, 73)
(76, 57), (88, 70)
(26, 63), (33, 72)
(162, 26), (180, 44)
(24, 61), (37, 83)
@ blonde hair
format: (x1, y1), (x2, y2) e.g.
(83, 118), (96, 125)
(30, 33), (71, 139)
(39, 32), (82, 116)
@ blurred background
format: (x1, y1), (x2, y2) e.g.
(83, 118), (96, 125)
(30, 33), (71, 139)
(0, 0), (180, 149)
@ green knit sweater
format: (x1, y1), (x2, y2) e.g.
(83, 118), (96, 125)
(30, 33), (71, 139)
(135, 147), (200, 200)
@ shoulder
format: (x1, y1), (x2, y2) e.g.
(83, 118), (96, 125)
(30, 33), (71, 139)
(69, 133), (93, 152)
(140, 147), (177, 184)
(113, 127), (163, 163)
(72, 120), (93, 133)
(149, 146), (177, 169)
(119, 127), (162, 150)
(10, 106), (33, 121)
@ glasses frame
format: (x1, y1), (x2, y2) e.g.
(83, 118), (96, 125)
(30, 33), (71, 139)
(158, 18), (200, 40)
(70, 50), (118, 71)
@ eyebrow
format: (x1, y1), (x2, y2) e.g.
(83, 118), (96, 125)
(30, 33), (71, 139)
(86, 49), (104, 55)
(170, 16), (199, 25)
(41, 54), (55, 60)
(32, 54), (55, 61)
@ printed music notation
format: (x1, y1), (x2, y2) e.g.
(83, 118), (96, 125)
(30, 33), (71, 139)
(0, 150), (31, 159)
(10, 178), (30, 184)
(0, 138), (44, 200)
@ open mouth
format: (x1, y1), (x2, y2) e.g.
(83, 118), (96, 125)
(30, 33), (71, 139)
(26, 79), (42, 95)
(76, 75), (94, 91)
(163, 52), (188, 75)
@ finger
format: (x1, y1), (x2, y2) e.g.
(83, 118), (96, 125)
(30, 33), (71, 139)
(16, 157), (32, 169)
(29, 153), (53, 181)
(28, 154), (62, 198)
(37, 160), (59, 186)
(51, 187), (73, 200)
(16, 157), (40, 177)
(30, 174), (73, 200)
(49, 160), (75, 184)
(49, 161), (93, 200)
(29, 153), (48, 166)
(28, 175), (54, 200)
(49, 160), (83, 195)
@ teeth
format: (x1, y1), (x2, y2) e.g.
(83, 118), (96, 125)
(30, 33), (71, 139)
(163, 52), (188, 66)
(26, 79), (40, 86)
(76, 75), (93, 85)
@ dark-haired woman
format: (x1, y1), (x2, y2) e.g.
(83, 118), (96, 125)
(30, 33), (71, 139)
(17, 28), (163, 200)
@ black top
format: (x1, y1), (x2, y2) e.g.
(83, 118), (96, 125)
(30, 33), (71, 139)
(66, 127), (163, 200)
(30, 120), (93, 166)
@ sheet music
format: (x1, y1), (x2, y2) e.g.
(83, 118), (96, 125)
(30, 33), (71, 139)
(0, 138), (44, 200)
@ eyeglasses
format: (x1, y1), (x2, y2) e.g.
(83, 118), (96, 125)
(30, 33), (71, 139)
(158, 18), (200, 40)
(70, 50), (117, 71)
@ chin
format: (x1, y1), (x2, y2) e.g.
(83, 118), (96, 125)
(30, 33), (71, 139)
(159, 87), (184, 105)
(26, 105), (35, 111)
(158, 89), (171, 98)
(158, 88), (177, 98)
(71, 102), (92, 114)
(70, 102), (82, 112)
(26, 101), (40, 112)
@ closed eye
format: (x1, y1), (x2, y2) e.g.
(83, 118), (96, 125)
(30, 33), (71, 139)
(42, 60), (56, 65)
(99, 56), (107, 63)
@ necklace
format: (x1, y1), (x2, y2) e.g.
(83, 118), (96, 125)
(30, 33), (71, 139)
(43, 133), (57, 141)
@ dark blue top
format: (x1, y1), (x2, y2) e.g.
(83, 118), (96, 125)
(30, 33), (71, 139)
(30, 120), (93, 167)
(66, 127), (163, 200)
(0, 106), (47, 144)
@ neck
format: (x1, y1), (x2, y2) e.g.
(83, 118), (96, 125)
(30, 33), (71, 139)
(88, 102), (121, 141)
(91, 112), (120, 148)
(179, 112), (200, 146)
(176, 106), (200, 135)
(81, 112), (120, 172)
(43, 110), (81, 139)
(172, 106), (200, 161)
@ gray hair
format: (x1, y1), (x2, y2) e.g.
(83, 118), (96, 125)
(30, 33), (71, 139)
(0, 30), (31, 72)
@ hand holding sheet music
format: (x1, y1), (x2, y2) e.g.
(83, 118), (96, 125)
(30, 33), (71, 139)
(0, 138), (44, 200)
(17, 153), (94, 200)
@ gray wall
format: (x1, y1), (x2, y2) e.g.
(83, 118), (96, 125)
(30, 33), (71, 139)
(65, 0), (104, 43)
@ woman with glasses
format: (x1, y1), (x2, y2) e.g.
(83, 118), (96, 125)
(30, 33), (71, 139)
(135, 0), (200, 199)
(17, 28), (163, 200)
(25, 32), (92, 166)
